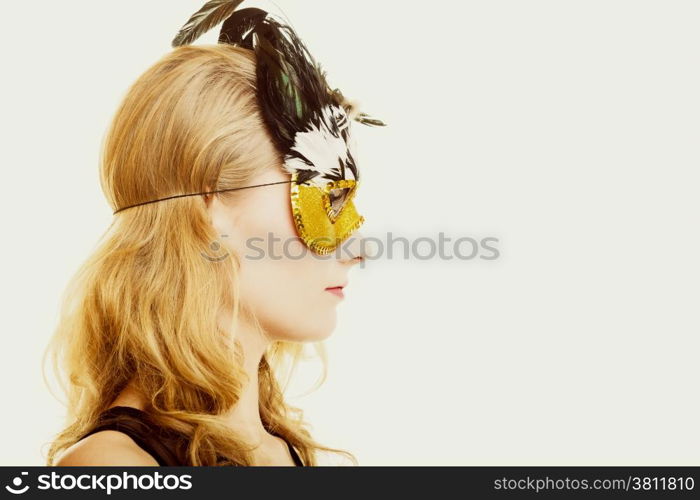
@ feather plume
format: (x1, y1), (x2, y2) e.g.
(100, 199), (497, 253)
(171, 0), (385, 189)
(218, 7), (268, 48)
(172, 0), (245, 47)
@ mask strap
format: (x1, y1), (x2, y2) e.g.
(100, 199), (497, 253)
(113, 180), (293, 215)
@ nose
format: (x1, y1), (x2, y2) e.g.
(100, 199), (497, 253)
(339, 230), (367, 265)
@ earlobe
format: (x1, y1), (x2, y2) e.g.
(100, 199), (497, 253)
(204, 194), (224, 232)
(202, 193), (216, 221)
(206, 193), (241, 241)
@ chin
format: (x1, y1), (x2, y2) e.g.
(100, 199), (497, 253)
(281, 316), (338, 342)
(306, 327), (336, 342)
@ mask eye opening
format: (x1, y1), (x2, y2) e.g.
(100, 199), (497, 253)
(322, 179), (358, 223)
(289, 173), (365, 255)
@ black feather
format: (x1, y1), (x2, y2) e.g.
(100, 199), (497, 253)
(172, 0), (386, 160)
(249, 17), (338, 152)
(218, 7), (267, 48)
(171, 0), (245, 47)
(356, 113), (386, 127)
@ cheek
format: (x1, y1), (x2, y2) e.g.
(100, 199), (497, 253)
(232, 192), (339, 341)
(238, 246), (338, 341)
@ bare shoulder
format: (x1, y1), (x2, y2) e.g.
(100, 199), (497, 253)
(55, 430), (159, 466)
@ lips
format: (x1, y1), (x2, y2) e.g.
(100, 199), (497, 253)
(325, 284), (346, 299)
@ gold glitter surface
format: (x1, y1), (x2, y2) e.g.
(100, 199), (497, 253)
(290, 174), (365, 255)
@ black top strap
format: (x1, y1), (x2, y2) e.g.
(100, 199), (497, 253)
(80, 406), (188, 466)
(80, 406), (304, 466)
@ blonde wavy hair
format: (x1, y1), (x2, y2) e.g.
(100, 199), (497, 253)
(42, 44), (357, 466)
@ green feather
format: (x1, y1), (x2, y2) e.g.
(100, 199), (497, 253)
(280, 72), (304, 119)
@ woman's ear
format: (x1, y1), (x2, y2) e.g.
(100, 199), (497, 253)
(205, 193), (241, 241)
(202, 193), (218, 225)
(202, 192), (214, 209)
(205, 193), (223, 227)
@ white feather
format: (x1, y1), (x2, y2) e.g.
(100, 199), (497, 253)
(283, 104), (357, 187)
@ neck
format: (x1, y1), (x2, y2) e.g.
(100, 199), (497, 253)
(220, 311), (272, 445)
(112, 309), (275, 446)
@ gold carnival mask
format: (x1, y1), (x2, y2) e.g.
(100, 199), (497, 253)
(114, 1), (386, 254)
(280, 102), (371, 254)
(290, 174), (364, 255)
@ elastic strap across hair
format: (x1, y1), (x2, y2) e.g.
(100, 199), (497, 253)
(113, 180), (294, 215)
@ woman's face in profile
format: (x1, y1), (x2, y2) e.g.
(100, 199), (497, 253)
(207, 166), (364, 342)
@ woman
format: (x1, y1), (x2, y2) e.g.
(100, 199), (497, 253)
(43, 1), (384, 466)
